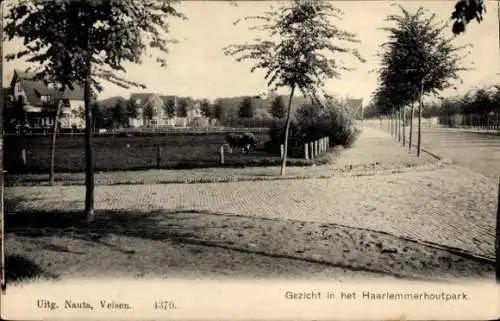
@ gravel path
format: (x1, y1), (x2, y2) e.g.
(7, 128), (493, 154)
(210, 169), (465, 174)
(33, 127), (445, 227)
(5, 165), (497, 260)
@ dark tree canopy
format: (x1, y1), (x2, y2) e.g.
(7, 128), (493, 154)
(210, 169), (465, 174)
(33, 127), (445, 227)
(4, 0), (185, 92)
(177, 98), (188, 117)
(238, 97), (255, 118)
(270, 96), (286, 119)
(163, 98), (177, 118)
(373, 5), (470, 114)
(451, 0), (487, 35)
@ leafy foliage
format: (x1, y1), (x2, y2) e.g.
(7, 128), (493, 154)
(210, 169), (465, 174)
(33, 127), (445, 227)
(451, 0), (487, 35)
(199, 99), (214, 118)
(270, 96), (285, 119)
(143, 103), (155, 120)
(238, 97), (255, 118)
(163, 97), (177, 118)
(225, 0), (364, 175)
(111, 100), (129, 128)
(267, 98), (360, 157)
(177, 98), (188, 117)
(224, 0), (365, 99)
(4, 0), (186, 92)
(373, 5), (470, 114)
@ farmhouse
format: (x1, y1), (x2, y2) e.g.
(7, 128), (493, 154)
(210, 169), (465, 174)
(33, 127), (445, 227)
(345, 98), (364, 120)
(128, 93), (208, 128)
(7, 69), (85, 131)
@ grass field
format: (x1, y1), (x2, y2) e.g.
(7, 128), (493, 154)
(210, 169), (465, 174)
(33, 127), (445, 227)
(4, 132), (327, 173)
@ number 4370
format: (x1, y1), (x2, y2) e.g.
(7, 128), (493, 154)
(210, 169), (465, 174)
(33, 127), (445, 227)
(153, 301), (177, 310)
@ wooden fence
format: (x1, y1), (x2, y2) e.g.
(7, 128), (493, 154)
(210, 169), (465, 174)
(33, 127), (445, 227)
(277, 136), (330, 160)
(364, 113), (500, 135)
(5, 126), (271, 137)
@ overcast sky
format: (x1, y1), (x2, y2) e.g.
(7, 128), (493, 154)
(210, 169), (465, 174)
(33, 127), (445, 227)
(3, 0), (499, 105)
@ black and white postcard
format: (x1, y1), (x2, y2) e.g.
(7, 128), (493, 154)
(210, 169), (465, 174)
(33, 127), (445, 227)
(0, 0), (499, 320)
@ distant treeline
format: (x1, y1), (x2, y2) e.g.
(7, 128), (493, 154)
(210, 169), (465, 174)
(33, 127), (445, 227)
(94, 93), (314, 129)
(364, 85), (500, 119)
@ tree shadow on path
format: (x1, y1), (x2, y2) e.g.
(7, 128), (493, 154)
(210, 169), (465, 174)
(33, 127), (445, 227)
(4, 207), (496, 282)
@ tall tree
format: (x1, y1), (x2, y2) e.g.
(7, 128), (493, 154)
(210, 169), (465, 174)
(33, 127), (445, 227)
(111, 99), (129, 128)
(199, 99), (214, 119)
(177, 98), (188, 117)
(270, 96), (285, 119)
(143, 103), (155, 125)
(49, 90), (64, 185)
(5, 0), (185, 221)
(238, 97), (254, 119)
(163, 97), (176, 118)
(214, 101), (224, 122)
(375, 5), (470, 156)
(224, 0), (364, 176)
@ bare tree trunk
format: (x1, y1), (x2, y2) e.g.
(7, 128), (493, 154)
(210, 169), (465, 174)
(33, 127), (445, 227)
(84, 50), (95, 222)
(280, 84), (296, 177)
(409, 102), (414, 151)
(417, 80), (424, 157)
(402, 107), (406, 147)
(49, 101), (62, 185)
(392, 109), (396, 138)
(397, 110), (401, 142)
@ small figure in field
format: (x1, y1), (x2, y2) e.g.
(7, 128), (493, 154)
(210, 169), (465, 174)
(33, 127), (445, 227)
(226, 132), (257, 154)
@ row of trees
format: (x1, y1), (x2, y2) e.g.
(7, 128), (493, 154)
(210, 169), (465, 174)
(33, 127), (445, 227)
(92, 94), (287, 129)
(371, 4), (470, 157)
(365, 85), (500, 119)
(423, 87), (500, 118)
(94, 96), (191, 129)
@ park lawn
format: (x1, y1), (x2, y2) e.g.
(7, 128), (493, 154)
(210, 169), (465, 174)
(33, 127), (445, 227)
(4, 129), (439, 186)
(4, 208), (495, 282)
(4, 132), (293, 173)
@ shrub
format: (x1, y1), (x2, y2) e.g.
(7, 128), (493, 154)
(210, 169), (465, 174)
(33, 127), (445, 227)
(265, 99), (360, 156)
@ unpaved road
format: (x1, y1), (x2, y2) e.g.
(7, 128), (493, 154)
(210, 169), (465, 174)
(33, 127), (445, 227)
(419, 127), (500, 180)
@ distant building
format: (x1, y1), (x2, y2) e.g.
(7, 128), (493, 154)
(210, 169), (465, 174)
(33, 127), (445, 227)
(127, 93), (208, 128)
(7, 69), (85, 131)
(345, 98), (364, 120)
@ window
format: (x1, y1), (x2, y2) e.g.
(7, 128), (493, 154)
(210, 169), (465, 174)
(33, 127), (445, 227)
(40, 95), (50, 102)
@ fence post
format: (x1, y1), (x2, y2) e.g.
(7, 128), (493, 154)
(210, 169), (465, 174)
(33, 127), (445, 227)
(21, 148), (27, 166)
(310, 142), (314, 159)
(280, 144), (284, 159)
(304, 143), (309, 160)
(156, 145), (162, 168)
(220, 145), (224, 164)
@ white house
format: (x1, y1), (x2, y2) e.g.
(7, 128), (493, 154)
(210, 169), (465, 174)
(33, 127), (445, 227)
(9, 69), (85, 130)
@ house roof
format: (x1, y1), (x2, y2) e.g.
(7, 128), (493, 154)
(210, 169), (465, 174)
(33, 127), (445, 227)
(12, 69), (84, 107)
(130, 93), (156, 103)
(346, 98), (363, 110)
(159, 95), (176, 106)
